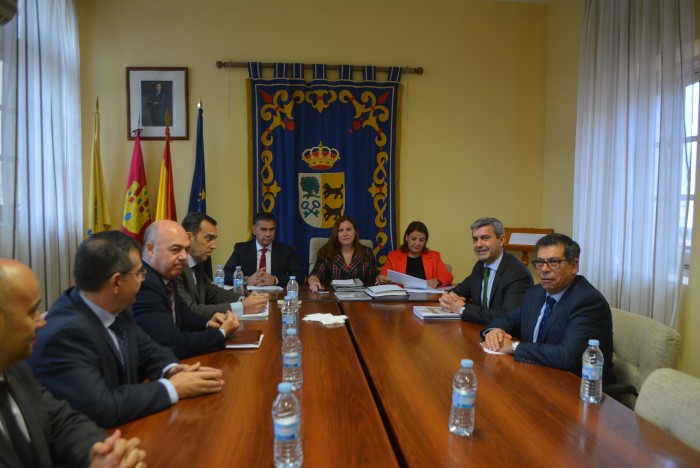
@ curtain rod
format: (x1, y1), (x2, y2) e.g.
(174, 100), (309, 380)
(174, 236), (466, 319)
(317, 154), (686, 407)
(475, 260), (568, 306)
(215, 60), (423, 75)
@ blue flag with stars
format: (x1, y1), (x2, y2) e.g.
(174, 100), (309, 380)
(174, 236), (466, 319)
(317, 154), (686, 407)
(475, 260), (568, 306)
(188, 106), (207, 213)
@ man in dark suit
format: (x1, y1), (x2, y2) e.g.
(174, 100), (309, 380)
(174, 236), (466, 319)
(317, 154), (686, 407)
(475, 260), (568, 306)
(28, 231), (226, 428)
(177, 212), (269, 319)
(482, 233), (616, 386)
(0, 258), (146, 468)
(224, 212), (305, 286)
(440, 217), (533, 324)
(133, 220), (239, 359)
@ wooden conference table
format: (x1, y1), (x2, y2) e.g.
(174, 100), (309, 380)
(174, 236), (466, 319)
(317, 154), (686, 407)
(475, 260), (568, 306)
(118, 291), (699, 467)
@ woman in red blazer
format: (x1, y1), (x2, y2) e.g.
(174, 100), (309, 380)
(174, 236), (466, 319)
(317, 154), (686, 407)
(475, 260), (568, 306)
(378, 221), (453, 288)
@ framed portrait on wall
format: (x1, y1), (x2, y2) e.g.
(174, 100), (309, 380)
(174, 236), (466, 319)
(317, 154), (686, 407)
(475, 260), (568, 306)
(126, 67), (189, 140)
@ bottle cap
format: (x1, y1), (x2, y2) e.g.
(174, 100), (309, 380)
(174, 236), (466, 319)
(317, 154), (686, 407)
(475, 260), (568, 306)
(588, 339), (600, 347)
(286, 328), (297, 336)
(460, 359), (473, 368)
(217, 264), (222, 268)
(278, 382), (293, 393)
(283, 295), (291, 301)
(290, 275), (296, 280)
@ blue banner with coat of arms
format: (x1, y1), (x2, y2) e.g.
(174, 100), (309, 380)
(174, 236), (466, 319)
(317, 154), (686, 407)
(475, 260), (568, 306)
(248, 63), (402, 274)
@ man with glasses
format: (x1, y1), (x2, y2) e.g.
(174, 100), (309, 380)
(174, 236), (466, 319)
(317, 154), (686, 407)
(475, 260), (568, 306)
(440, 217), (533, 324)
(29, 231), (226, 428)
(481, 233), (616, 386)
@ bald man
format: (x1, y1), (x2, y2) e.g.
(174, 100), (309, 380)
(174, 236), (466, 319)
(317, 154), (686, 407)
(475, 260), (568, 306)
(132, 220), (239, 359)
(0, 259), (146, 468)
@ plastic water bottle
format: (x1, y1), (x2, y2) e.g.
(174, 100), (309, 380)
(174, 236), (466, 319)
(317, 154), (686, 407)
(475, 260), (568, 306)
(214, 264), (225, 287)
(282, 328), (303, 390)
(281, 296), (296, 336)
(233, 266), (245, 294)
(580, 339), (603, 403)
(287, 276), (299, 301)
(449, 358), (477, 436)
(272, 382), (303, 468)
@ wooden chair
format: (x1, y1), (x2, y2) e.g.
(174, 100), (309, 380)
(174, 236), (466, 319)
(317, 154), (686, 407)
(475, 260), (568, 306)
(504, 227), (554, 265)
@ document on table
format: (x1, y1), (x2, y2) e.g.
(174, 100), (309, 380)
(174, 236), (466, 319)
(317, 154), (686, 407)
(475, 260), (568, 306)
(246, 285), (284, 291)
(235, 301), (270, 320)
(226, 330), (264, 349)
(387, 270), (443, 293)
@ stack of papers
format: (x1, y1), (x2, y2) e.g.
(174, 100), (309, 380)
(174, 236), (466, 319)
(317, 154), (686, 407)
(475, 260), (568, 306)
(331, 279), (365, 291)
(387, 270), (445, 293)
(334, 291), (371, 301)
(226, 330), (264, 349)
(237, 301), (269, 320)
(413, 305), (460, 320)
(365, 284), (408, 298)
(246, 285), (284, 292)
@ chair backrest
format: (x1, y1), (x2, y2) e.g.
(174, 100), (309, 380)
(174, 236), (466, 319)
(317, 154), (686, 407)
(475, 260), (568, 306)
(635, 368), (700, 452)
(611, 307), (681, 408)
(308, 237), (373, 274)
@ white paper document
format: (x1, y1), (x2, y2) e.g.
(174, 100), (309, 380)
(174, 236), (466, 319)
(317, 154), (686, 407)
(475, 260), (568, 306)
(387, 270), (443, 292)
(246, 285), (284, 291)
(235, 301), (270, 320)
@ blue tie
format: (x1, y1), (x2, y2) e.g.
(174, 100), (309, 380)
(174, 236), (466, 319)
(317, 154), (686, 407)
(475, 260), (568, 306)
(109, 316), (133, 384)
(538, 296), (556, 342)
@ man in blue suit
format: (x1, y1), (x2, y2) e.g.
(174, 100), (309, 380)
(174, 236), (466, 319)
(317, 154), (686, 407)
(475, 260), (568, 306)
(0, 258), (146, 467)
(482, 233), (616, 386)
(133, 220), (240, 359)
(29, 231), (226, 428)
(223, 212), (305, 287)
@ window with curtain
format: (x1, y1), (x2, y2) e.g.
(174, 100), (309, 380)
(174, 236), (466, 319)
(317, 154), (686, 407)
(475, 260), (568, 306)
(573, 0), (696, 327)
(683, 80), (698, 278)
(0, 0), (83, 305)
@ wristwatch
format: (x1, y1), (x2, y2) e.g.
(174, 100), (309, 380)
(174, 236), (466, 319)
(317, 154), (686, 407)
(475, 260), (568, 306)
(511, 341), (520, 353)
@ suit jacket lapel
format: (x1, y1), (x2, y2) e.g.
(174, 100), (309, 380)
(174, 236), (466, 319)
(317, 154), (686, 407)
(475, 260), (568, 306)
(68, 288), (124, 369)
(4, 367), (52, 468)
(195, 264), (209, 300)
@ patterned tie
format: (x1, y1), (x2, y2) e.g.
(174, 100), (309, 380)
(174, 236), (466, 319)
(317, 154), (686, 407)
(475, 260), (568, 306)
(166, 283), (177, 323)
(482, 267), (490, 307)
(538, 296), (557, 342)
(0, 379), (36, 467)
(259, 247), (267, 271)
(109, 316), (133, 384)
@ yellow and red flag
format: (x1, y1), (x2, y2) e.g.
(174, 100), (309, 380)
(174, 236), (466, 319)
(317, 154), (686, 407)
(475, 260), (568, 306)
(87, 98), (111, 236)
(155, 127), (177, 221)
(121, 129), (152, 243)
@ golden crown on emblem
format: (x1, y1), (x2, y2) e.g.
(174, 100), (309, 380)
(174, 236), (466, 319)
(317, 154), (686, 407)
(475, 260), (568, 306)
(302, 141), (340, 170)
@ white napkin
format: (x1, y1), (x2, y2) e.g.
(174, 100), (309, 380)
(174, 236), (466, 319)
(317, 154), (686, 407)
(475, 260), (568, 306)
(303, 313), (348, 326)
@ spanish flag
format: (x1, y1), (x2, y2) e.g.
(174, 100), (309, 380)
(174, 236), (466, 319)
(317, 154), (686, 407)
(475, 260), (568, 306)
(121, 129), (151, 243)
(155, 126), (177, 221)
(87, 98), (111, 236)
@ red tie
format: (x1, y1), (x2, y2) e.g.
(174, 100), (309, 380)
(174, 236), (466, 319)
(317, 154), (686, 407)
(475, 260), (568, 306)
(259, 247), (267, 270)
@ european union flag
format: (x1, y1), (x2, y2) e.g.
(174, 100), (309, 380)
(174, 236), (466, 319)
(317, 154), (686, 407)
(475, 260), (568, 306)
(188, 105), (206, 213)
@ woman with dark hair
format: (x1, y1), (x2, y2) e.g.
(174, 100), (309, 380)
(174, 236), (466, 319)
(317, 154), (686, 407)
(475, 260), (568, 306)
(377, 221), (453, 288)
(308, 216), (377, 292)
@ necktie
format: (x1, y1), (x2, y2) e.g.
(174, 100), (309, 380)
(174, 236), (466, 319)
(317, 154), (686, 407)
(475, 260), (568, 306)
(482, 267), (490, 307)
(539, 296), (557, 342)
(109, 317), (133, 384)
(259, 247), (267, 271)
(166, 283), (177, 323)
(0, 379), (36, 467)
